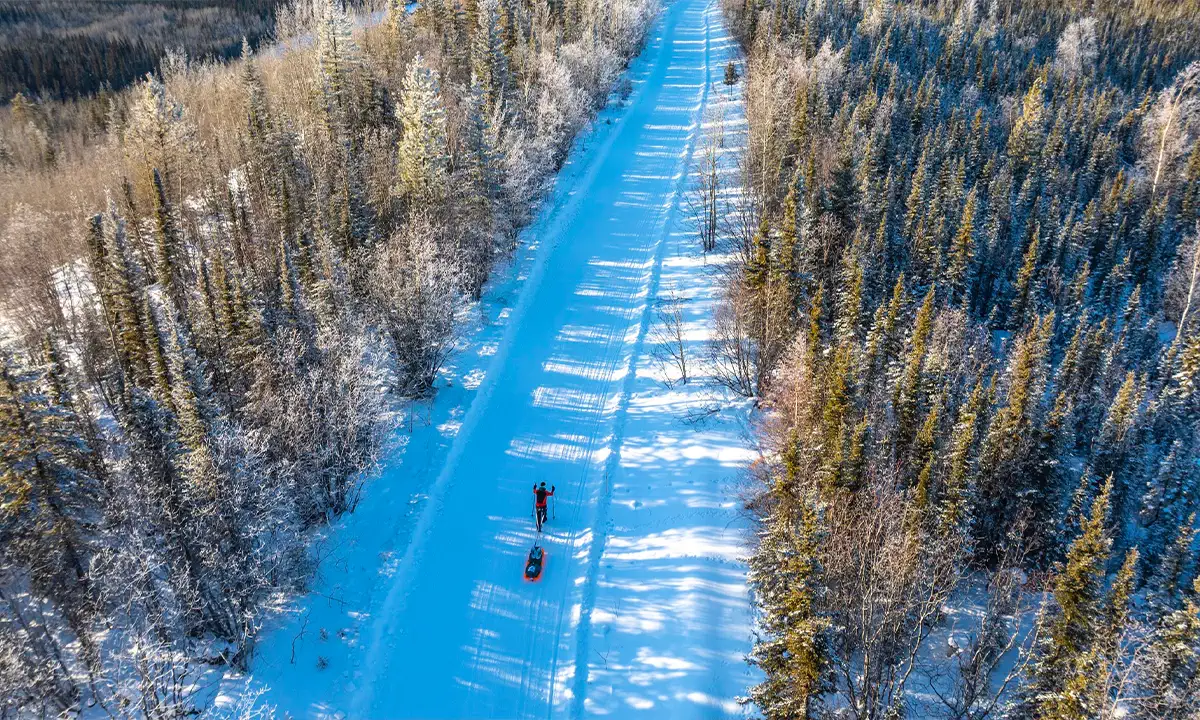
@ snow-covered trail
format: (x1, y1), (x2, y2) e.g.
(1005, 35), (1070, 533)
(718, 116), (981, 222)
(225, 1), (756, 717)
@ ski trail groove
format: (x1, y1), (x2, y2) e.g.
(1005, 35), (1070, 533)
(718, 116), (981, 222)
(565, 4), (714, 717)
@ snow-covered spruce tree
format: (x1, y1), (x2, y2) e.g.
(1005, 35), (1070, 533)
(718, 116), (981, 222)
(748, 490), (831, 719)
(0, 355), (104, 691)
(455, 76), (501, 298)
(1019, 478), (1131, 720)
(1148, 514), (1199, 613)
(87, 210), (155, 392)
(151, 166), (187, 302)
(472, 0), (511, 118)
(974, 314), (1059, 562)
(395, 54), (450, 211)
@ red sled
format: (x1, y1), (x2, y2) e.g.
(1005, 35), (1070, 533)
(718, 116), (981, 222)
(524, 546), (546, 582)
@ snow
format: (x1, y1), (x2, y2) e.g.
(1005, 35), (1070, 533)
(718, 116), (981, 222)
(222, 1), (756, 717)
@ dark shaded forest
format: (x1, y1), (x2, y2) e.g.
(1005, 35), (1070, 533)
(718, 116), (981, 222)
(0, 0), (292, 101)
(711, 0), (1200, 717)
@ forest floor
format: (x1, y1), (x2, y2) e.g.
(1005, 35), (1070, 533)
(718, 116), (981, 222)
(219, 1), (759, 717)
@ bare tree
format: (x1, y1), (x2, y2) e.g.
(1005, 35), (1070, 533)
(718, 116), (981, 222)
(1145, 62), (1200, 203)
(823, 486), (968, 719)
(924, 541), (1040, 720)
(710, 291), (756, 397)
(689, 138), (722, 255)
(721, 154), (762, 269)
(651, 292), (690, 386)
(688, 108), (725, 255)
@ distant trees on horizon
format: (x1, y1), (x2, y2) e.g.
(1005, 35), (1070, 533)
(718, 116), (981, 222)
(0, 0), (290, 102)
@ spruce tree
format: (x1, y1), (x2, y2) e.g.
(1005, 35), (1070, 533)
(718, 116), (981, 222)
(946, 187), (977, 307)
(142, 294), (175, 411)
(723, 60), (740, 96)
(1026, 477), (1115, 719)
(0, 359), (98, 611)
(746, 214), (772, 296)
(471, 0), (509, 115)
(939, 382), (982, 536)
(1092, 371), (1144, 534)
(1009, 227), (1041, 332)
(1149, 514), (1199, 613)
(894, 286), (936, 457)
(835, 251), (863, 344)
(820, 343), (854, 495)
(776, 169), (806, 311)
(976, 313), (1055, 557)
(94, 210), (153, 390)
(396, 54), (450, 208)
(151, 167), (185, 298)
(748, 493), (830, 719)
(827, 137), (858, 230)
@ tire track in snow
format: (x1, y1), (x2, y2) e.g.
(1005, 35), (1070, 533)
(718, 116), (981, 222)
(565, 3), (715, 717)
(543, 180), (663, 719)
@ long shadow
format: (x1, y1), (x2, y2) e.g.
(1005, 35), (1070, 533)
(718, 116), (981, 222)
(576, 5), (760, 717)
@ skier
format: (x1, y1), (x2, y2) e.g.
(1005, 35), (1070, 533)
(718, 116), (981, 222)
(533, 482), (555, 532)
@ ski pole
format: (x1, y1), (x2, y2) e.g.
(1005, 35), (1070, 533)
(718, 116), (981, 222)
(552, 494), (556, 520)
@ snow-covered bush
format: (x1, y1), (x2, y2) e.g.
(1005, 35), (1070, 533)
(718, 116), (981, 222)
(0, 0), (660, 714)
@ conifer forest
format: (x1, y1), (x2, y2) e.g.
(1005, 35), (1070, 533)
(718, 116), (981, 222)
(1, 0), (1200, 717)
(725, 0), (1200, 718)
(0, 0), (286, 102)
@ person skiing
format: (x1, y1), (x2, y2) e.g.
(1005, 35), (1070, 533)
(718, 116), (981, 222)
(533, 482), (555, 532)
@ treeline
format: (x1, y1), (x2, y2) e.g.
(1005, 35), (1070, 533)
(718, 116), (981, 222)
(0, 0), (655, 715)
(714, 0), (1200, 717)
(0, 0), (290, 101)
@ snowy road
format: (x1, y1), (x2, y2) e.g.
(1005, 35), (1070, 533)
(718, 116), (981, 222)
(227, 1), (756, 717)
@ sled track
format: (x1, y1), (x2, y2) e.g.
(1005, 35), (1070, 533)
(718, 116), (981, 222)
(564, 6), (715, 717)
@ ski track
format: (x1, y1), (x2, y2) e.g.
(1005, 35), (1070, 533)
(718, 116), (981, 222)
(221, 1), (757, 717)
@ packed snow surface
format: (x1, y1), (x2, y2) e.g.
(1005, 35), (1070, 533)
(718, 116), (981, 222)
(225, 1), (757, 716)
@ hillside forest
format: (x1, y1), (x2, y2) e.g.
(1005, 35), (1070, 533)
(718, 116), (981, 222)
(0, 0), (287, 102)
